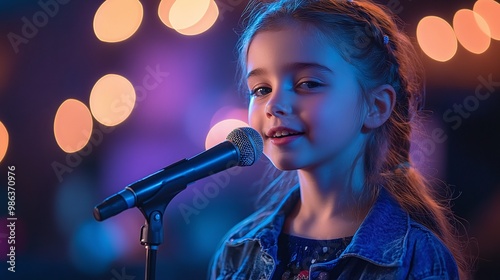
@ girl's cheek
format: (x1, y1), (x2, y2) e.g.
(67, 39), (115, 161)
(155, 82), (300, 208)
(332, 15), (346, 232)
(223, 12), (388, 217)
(248, 103), (262, 126)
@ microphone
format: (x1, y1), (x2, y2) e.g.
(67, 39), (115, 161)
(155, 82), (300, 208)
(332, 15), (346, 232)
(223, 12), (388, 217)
(93, 127), (263, 221)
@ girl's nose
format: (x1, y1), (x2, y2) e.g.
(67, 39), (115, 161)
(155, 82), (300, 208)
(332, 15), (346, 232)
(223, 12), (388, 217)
(265, 89), (293, 118)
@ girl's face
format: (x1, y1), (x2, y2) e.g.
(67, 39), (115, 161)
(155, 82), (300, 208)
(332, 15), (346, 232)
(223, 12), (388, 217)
(247, 23), (369, 172)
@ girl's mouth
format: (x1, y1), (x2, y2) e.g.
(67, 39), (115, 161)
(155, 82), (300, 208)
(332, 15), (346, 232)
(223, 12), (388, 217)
(270, 130), (304, 138)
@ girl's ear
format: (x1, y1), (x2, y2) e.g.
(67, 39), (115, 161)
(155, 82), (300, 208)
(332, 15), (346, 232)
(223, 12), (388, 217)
(363, 84), (396, 129)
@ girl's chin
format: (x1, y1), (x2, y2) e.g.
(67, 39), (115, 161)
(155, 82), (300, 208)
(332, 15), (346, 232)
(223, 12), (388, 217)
(269, 160), (302, 171)
(264, 151), (305, 170)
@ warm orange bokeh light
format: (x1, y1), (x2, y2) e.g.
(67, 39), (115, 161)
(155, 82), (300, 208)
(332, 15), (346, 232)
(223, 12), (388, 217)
(158, 0), (176, 29)
(0, 121), (8, 163)
(210, 106), (248, 127)
(159, 0), (218, 35)
(205, 119), (249, 150)
(169, 0), (211, 30)
(474, 0), (500, 40)
(90, 74), (136, 127)
(94, 0), (143, 43)
(454, 9), (491, 54)
(54, 99), (94, 153)
(175, 1), (219, 36)
(417, 16), (458, 62)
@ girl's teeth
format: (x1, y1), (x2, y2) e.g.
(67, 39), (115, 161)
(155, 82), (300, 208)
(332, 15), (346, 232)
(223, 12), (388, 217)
(274, 131), (291, 137)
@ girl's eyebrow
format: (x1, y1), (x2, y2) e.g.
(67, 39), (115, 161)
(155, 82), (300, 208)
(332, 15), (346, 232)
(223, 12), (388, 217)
(247, 62), (334, 79)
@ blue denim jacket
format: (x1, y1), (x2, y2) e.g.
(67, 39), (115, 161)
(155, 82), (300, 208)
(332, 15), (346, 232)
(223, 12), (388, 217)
(209, 186), (459, 279)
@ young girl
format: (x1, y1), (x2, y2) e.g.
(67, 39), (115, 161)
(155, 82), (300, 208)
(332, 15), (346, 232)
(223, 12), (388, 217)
(210, 0), (469, 279)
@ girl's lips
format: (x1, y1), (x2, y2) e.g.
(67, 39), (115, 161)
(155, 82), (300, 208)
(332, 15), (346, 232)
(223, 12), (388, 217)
(266, 126), (303, 138)
(269, 133), (303, 146)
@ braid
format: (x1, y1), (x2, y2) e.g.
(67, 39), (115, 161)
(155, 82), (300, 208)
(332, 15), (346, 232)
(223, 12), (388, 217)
(340, 2), (470, 277)
(361, 5), (470, 277)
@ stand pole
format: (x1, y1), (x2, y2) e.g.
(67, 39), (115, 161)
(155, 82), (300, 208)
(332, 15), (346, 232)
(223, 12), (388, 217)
(139, 205), (170, 280)
(145, 245), (158, 280)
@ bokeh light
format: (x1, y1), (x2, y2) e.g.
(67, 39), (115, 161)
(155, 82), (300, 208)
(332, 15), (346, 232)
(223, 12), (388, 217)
(175, 0), (219, 36)
(205, 119), (249, 150)
(158, 0), (176, 29)
(169, 0), (211, 30)
(210, 106), (248, 127)
(89, 74), (136, 127)
(453, 9), (491, 54)
(93, 0), (143, 43)
(417, 16), (458, 62)
(0, 121), (8, 163)
(474, 0), (500, 40)
(54, 99), (94, 153)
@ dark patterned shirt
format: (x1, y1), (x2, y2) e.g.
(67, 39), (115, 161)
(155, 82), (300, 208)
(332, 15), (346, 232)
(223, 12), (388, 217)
(272, 233), (352, 280)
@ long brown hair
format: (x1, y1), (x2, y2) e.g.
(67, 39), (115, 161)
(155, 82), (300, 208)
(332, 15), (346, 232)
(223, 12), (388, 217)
(237, 0), (470, 278)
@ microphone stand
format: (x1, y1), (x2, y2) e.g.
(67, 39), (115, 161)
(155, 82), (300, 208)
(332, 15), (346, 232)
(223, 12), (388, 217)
(94, 137), (254, 279)
(137, 187), (184, 280)
(94, 128), (262, 279)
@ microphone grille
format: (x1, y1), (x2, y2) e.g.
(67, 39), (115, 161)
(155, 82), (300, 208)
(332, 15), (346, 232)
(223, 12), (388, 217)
(226, 127), (263, 166)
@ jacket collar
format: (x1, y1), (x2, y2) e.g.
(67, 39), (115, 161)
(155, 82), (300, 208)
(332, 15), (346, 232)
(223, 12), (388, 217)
(230, 186), (409, 267)
(340, 188), (409, 267)
(228, 185), (300, 252)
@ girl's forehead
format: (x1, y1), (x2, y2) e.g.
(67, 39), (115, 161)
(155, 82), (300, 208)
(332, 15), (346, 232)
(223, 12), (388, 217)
(250, 21), (329, 48)
(246, 24), (348, 73)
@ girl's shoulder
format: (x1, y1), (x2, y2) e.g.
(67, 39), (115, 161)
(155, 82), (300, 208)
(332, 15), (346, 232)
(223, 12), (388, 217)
(407, 220), (453, 252)
(405, 220), (459, 279)
(208, 206), (284, 279)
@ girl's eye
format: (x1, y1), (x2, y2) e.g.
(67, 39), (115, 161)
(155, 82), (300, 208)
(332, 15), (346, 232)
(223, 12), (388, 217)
(250, 87), (272, 97)
(298, 81), (322, 89)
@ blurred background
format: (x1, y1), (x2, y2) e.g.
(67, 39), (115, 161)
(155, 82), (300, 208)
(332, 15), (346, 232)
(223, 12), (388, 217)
(0, 0), (499, 279)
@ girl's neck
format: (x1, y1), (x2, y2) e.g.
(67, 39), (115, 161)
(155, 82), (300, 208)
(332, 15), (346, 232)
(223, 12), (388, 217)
(283, 160), (374, 239)
(297, 158), (369, 217)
